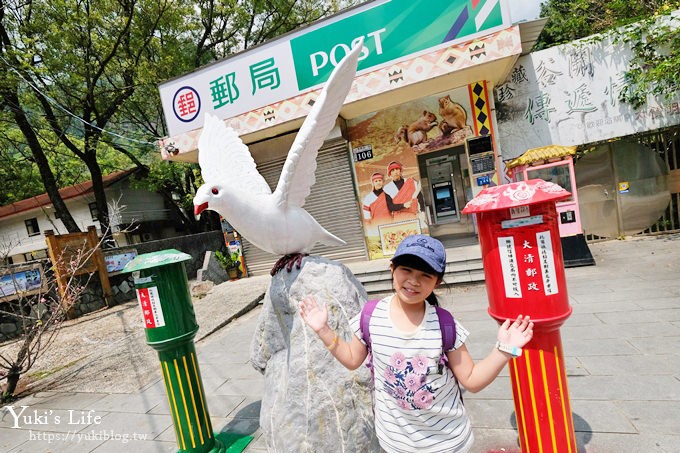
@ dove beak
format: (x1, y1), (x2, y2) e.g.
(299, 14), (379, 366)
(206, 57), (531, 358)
(194, 202), (209, 216)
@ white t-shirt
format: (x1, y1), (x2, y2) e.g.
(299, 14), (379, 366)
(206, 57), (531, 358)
(350, 296), (473, 453)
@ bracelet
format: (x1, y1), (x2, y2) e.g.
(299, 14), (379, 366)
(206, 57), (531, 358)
(496, 341), (522, 358)
(326, 334), (339, 351)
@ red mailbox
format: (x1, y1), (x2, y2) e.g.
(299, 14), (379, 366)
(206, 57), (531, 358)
(462, 179), (577, 452)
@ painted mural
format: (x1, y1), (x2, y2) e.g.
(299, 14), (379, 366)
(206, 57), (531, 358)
(348, 86), (473, 259)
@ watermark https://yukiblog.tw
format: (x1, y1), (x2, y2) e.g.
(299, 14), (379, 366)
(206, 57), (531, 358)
(4, 405), (149, 444)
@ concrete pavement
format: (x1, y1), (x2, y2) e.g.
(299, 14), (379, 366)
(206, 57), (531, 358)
(1, 234), (679, 452)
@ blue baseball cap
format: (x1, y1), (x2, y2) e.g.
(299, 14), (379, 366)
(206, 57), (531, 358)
(391, 234), (446, 274)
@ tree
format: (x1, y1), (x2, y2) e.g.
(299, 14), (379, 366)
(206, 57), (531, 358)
(0, 242), (96, 402)
(129, 156), (214, 233)
(0, 58), (82, 233)
(1, 0), (358, 238)
(116, 0), (360, 232)
(536, 0), (680, 108)
(0, 0), (193, 238)
(0, 131), (44, 206)
(0, 122), (132, 208)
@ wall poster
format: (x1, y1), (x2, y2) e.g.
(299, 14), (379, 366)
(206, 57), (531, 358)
(348, 86), (474, 259)
(0, 265), (44, 301)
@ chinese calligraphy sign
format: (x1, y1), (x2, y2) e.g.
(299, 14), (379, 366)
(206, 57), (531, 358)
(497, 230), (558, 299)
(136, 286), (165, 329)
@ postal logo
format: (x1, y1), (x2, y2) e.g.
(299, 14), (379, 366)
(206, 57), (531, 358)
(173, 86), (201, 123)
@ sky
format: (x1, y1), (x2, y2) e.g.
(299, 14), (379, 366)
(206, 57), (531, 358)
(508, 0), (543, 22)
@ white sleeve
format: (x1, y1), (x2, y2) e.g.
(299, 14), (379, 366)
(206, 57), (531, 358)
(349, 311), (365, 345)
(452, 321), (470, 351)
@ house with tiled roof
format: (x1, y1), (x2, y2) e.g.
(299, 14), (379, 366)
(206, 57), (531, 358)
(0, 169), (174, 264)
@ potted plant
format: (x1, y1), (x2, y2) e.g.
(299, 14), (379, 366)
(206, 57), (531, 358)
(215, 249), (241, 280)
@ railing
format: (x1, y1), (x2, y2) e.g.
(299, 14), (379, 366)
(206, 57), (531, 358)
(637, 127), (680, 236)
(114, 209), (171, 225)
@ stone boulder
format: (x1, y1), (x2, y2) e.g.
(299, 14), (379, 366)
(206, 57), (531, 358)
(196, 251), (229, 285)
(250, 255), (378, 452)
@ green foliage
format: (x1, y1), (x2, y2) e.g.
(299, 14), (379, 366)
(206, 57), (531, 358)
(129, 155), (200, 212)
(214, 249), (241, 270)
(1, 0), (359, 230)
(0, 122), (132, 204)
(0, 128), (44, 205)
(616, 12), (680, 108)
(535, 0), (680, 108)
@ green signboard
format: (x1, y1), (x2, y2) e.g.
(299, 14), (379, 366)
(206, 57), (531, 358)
(158, 0), (508, 137)
(290, 0), (505, 90)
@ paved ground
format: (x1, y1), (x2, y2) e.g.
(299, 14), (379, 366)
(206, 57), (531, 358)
(0, 273), (271, 395)
(1, 234), (679, 452)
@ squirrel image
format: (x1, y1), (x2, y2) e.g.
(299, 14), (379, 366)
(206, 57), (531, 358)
(394, 125), (410, 144)
(437, 95), (468, 136)
(394, 110), (438, 146)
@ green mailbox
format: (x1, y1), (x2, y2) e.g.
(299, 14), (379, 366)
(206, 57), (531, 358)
(123, 249), (249, 453)
(125, 249), (199, 347)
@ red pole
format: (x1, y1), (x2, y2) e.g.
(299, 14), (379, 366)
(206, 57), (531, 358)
(508, 326), (577, 452)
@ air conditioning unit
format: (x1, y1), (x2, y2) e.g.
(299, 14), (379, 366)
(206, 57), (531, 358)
(141, 233), (153, 242)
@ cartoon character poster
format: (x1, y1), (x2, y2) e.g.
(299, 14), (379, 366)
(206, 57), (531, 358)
(348, 87), (473, 259)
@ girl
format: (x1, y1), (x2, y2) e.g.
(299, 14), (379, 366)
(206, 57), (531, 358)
(299, 234), (533, 452)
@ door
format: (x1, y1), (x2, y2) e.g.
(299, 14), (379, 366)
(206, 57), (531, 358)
(575, 141), (670, 238)
(426, 159), (459, 223)
(241, 139), (368, 274)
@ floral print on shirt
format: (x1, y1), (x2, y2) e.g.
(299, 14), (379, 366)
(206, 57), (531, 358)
(383, 352), (435, 410)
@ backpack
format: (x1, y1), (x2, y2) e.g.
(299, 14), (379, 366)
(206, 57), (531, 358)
(359, 298), (457, 375)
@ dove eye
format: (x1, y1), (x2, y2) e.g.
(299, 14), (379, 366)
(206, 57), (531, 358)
(211, 187), (219, 195)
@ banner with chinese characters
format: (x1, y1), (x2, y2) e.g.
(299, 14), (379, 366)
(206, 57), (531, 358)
(136, 286), (165, 329)
(159, 0), (510, 137)
(495, 13), (680, 160)
(497, 231), (559, 300)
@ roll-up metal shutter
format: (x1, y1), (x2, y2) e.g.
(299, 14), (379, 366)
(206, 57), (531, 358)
(241, 138), (367, 275)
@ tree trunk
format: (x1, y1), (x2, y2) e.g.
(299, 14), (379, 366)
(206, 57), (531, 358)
(2, 90), (81, 233)
(82, 153), (113, 247)
(1, 326), (38, 402)
(2, 368), (21, 403)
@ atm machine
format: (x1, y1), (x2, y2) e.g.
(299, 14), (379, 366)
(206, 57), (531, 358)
(465, 135), (497, 198)
(426, 156), (460, 224)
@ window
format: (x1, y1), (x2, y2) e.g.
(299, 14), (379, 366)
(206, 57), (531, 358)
(25, 218), (40, 237)
(526, 164), (574, 202)
(88, 202), (99, 222)
(23, 249), (47, 261)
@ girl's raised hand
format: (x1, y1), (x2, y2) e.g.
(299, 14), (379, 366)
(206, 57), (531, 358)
(299, 295), (329, 333)
(497, 315), (534, 348)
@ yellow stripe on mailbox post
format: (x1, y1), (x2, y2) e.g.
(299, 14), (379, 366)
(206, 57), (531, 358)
(123, 249), (251, 453)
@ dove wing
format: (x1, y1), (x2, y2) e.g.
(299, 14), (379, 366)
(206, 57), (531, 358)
(273, 39), (363, 209)
(198, 114), (271, 194)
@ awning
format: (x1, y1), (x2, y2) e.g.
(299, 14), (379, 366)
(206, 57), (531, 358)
(506, 145), (577, 169)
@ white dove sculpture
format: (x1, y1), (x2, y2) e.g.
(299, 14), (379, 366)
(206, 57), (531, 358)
(194, 39), (363, 275)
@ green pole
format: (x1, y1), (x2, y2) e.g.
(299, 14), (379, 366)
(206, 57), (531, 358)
(123, 249), (248, 453)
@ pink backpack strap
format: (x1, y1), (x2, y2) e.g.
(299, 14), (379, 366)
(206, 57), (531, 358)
(434, 306), (457, 366)
(360, 299), (380, 347)
(360, 299), (380, 372)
